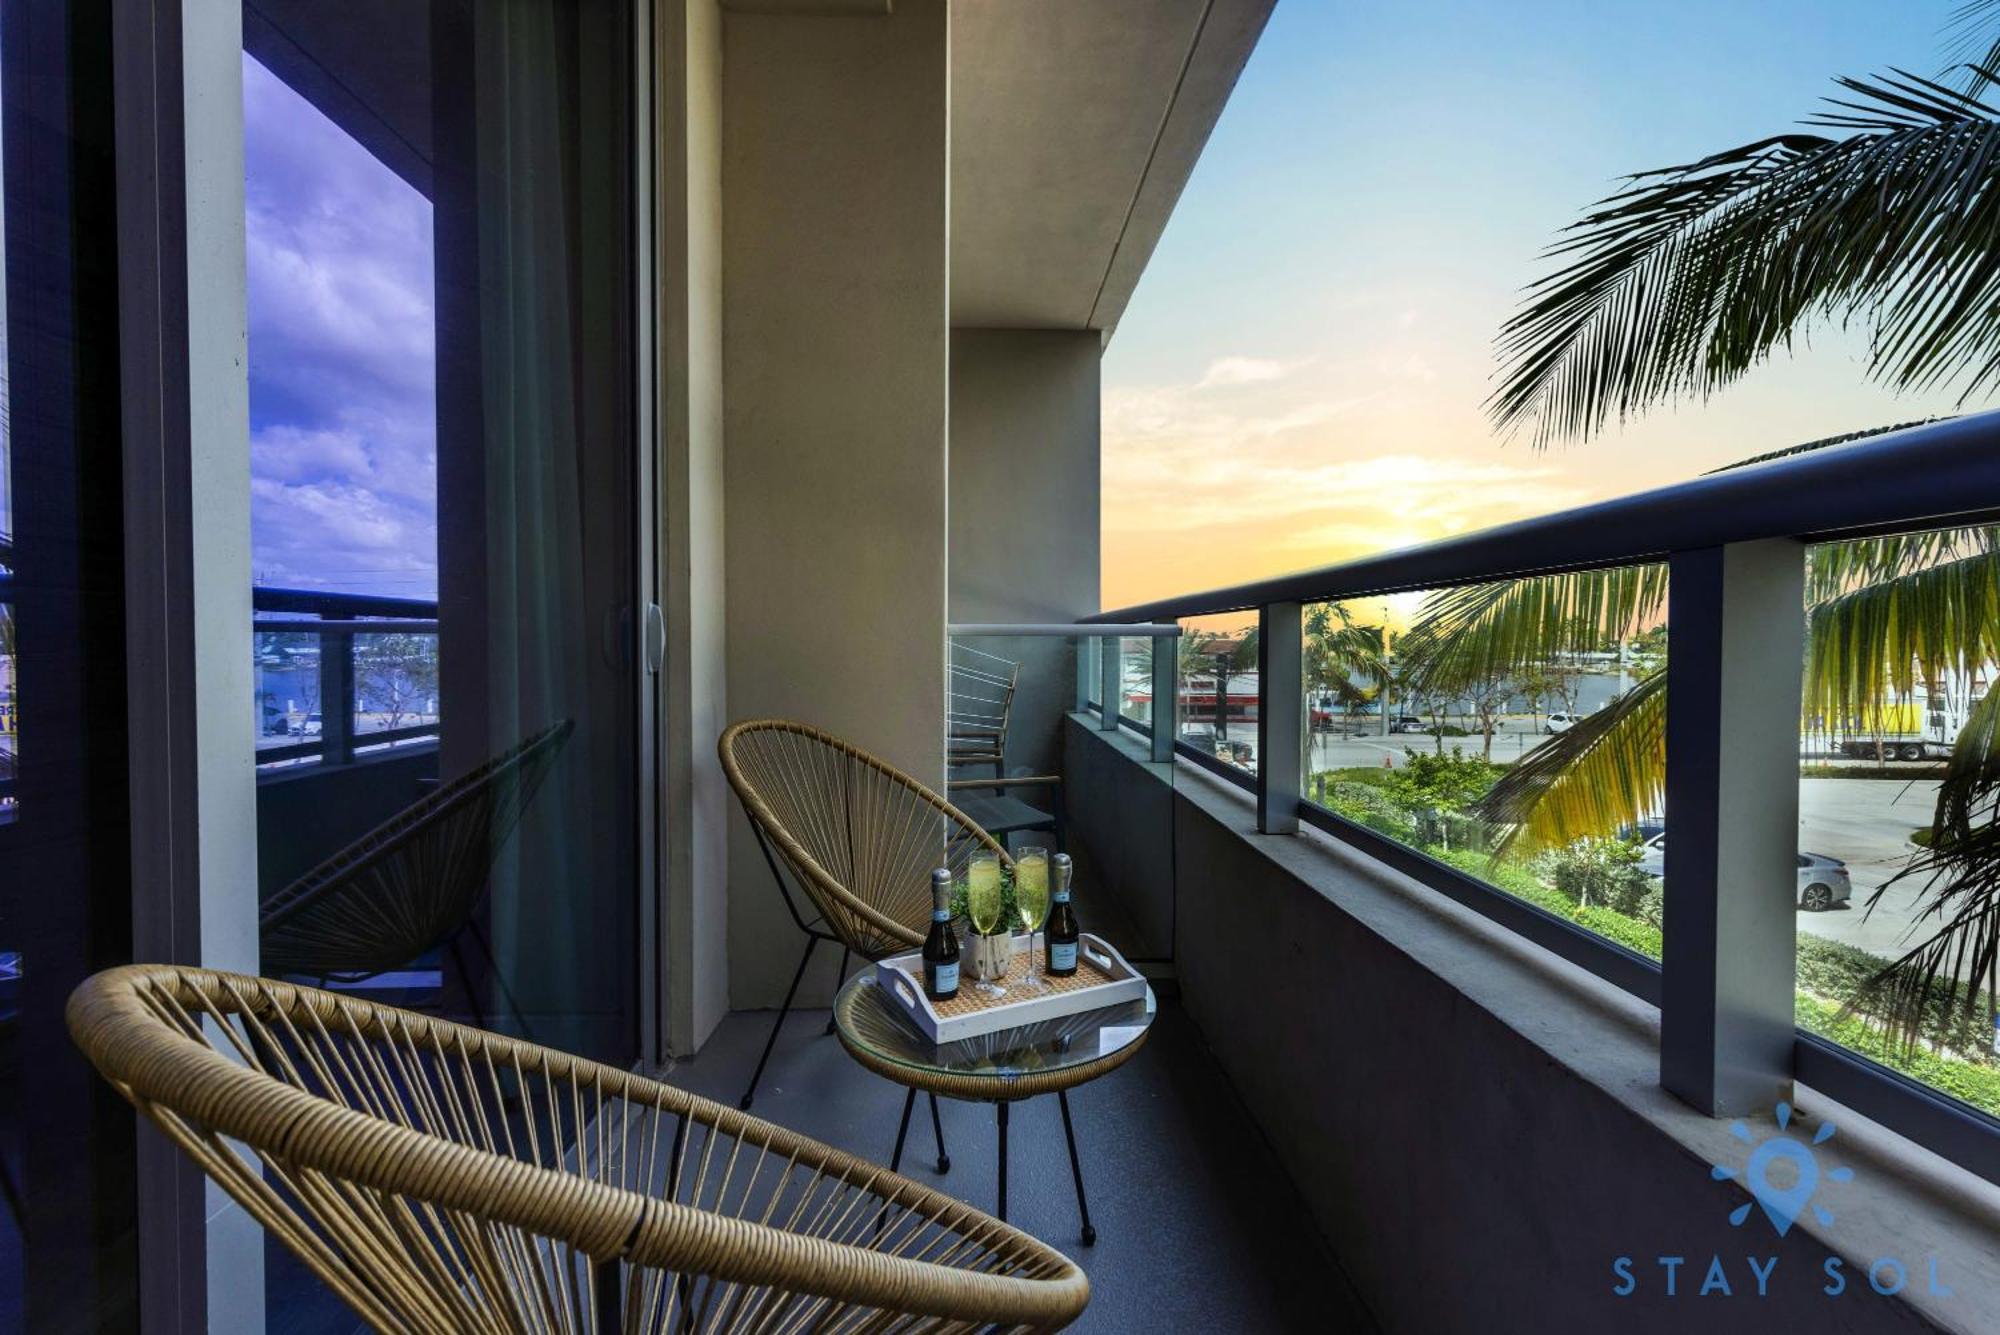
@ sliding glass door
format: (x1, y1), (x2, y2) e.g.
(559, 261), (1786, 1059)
(0, 1), (138, 1328)
(239, 1), (651, 1325)
(240, 1), (646, 1041)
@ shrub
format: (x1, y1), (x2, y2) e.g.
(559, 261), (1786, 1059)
(1796, 994), (2000, 1117)
(1320, 781), (1417, 843)
(1425, 846), (1663, 959)
(1796, 932), (1994, 1060)
(1413, 807), (1502, 853)
(1387, 747), (1504, 813)
(1532, 836), (1654, 917)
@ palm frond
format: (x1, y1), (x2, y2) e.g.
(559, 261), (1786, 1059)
(1400, 564), (1667, 695)
(1474, 670), (1666, 853)
(1943, 2), (2000, 94)
(1805, 525), (2000, 603)
(1845, 684), (2000, 1049)
(1703, 417), (1949, 473)
(1491, 70), (2000, 447)
(1305, 602), (1387, 694)
(1804, 545), (2000, 727)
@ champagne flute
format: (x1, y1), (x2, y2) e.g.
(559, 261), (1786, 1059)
(1013, 846), (1051, 993)
(966, 852), (1006, 996)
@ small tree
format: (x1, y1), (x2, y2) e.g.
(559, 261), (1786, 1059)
(1463, 670), (1513, 761)
(358, 633), (439, 731)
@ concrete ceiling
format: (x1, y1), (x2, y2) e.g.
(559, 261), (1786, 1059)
(244, 0), (434, 197)
(949, 0), (1275, 338)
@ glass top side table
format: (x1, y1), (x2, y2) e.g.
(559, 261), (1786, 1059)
(832, 969), (1157, 1245)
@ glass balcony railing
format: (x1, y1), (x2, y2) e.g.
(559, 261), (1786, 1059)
(1301, 574), (1668, 963)
(252, 586), (439, 773)
(1079, 413), (2000, 1192)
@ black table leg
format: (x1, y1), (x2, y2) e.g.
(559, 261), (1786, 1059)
(996, 1100), (1010, 1222)
(927, 1092), (951, 1173)
(823, 947), (851, 1035)
(1058, 1089), (1096, 1246)
(889, 1086), (916, 1174)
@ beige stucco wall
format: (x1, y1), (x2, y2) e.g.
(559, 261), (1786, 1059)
(947, 328), (1102, 777)
(720, 0), (951, 1009)
(661, 0), (731, 1053)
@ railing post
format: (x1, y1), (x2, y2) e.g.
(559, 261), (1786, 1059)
(321, 625), (355, 766)
(1257, 602), (1301, 834)
(1100, 634), (1120, 731)
(1075, 634), (1092, 713)
(1661, 540), (1805, 1115)
(1151, 631), (1177, 763)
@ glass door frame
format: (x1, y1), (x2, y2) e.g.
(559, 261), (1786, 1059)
(108, 0), (664, 1326)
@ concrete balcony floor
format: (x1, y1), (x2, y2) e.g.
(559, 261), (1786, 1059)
(662, 995), (1377, 1333)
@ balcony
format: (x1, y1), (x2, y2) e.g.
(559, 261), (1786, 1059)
(16, 0), (2000, 1328)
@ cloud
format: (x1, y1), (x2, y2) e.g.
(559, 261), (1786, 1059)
(1196, 355), (1304, 389)
(244, 53), (438, 596)
(1101, 355), (1588, 589)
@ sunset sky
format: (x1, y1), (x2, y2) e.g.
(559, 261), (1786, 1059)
(1102, 0), (1995, 613)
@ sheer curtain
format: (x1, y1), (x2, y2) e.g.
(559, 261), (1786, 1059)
(435, 0), (638, 1063)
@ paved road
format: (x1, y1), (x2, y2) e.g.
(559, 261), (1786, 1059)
(1306, 722), (1548, 772)
(1797, 776), (1940, 963)
(1301, 729), (1946, 965)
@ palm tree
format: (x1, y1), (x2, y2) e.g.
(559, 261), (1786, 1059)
(1304, 603), (1387, 711)
(1439, 15), (2000, 1049)
(1490, 69), (2000, 448)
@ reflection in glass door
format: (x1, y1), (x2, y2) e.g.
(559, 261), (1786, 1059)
(0, 0), (138, 1327)
(239, 2), (645, 1324)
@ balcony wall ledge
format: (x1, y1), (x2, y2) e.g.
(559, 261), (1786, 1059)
(1065, 715), (2000, 1334)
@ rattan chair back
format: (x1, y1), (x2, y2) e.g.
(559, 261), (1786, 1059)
(260, 719), (573, 978)
(68, 965), (1089, 1333)
(718, 720), (1010, 958)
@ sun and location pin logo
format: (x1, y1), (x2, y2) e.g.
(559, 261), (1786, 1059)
(1710, 1101), (1854, 1236)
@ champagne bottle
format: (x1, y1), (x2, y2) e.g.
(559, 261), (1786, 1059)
(922, 867), (960, 1001)
(1045, 853), (1079, 977)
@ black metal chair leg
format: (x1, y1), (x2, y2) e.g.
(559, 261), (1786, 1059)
(591, 1257), (623, 1335)
(823, 947), (851, 1035)
(739, 936), (818, 1110)
(1058, 1089), (1096, 1246)
(466, 919), (537, 1041)
(995, 1101), (1009, 1222)
(927, 1092), (950, 1173)
(874, 1087), (919, 1240)
(889, 1087), (916, 1174)
(445, 936), (490, 1031)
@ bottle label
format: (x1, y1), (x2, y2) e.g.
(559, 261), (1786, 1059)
(1053, 889), (1071, 903)
(933, 908), (950, 922)
(931, 961), (958, 993)
(1050, 941), (1077, 972)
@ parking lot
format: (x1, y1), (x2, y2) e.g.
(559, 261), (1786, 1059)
(1293, 720), (1946, 966)
(1796, 775), (1940, 959)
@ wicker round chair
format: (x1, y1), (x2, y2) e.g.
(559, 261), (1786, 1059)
(260, 719), (572, 1026)
(68, 965), (1089, 1333)
(719, 720), (1011, 1114)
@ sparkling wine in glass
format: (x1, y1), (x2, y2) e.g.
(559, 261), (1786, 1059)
(1013, 846), (1051, 993)
(966, 852), (1006, 996)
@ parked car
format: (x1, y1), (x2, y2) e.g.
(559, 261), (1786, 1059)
(1387, 715), (1426, 733)
(1545, 711), (1583, 734)
(291, 712), (323, 738)
(1637, 833), (1852, 910)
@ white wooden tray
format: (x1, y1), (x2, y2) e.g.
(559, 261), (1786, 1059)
(872, 932), (1147, 1044)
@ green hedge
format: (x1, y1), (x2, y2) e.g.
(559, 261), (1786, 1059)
(1308, 757), (2000, 1117)
(1426, 846), (1666, 960)
(1795, 994), (2000, 1118)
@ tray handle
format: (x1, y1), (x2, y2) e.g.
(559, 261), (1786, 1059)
(1081, 940), (1116, 974)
